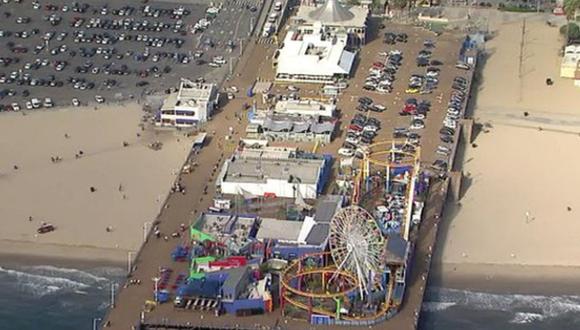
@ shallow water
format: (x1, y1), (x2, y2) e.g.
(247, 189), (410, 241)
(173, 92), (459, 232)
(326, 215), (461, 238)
(420, 286), (580, 329)
(0, 264), (124, 330)
(2, 263), (580, 330)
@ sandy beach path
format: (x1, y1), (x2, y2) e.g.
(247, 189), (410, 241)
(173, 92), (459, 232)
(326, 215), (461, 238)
(0, 104), (192, 262)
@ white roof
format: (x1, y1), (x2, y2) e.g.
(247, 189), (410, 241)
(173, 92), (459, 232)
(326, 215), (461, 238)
(562, 45), (580, 67)
(295, 2), (367, 28)
(277, 32), (355, 77)
(309, 0), (354, 23)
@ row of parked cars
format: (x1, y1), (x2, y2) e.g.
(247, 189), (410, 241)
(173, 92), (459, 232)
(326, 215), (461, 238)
(31, 1), (190, 20)
(363, 50), (403, 94)
(406, 67), (440, 95)
(384, 32), (408, 45)
(337, 97), (384, 158)
(400, 98), (431, 130)
(433, 75), (470, 172)
(0, 95), (97, 112)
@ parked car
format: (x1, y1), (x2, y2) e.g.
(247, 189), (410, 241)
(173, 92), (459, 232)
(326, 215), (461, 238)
(338, 148), (354, 157)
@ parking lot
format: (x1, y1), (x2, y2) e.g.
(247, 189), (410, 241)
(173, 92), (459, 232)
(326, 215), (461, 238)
(0, 0), (261, 110)
(257, 22), (471, 170)
(324, 23), (471, 170)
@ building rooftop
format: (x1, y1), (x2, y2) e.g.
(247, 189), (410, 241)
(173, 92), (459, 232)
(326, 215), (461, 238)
(161, 79), (217, 111)
(178, 79), (215, 101)
(314, 195), (343, 223)
(385, 233), (409, 265)
(274, 99), (336, 118)
(256, 218), (304, 242)
(276, 31), (356, 78)
(221, 156), (324, 185)
(562, 44), (580, 67)
(295, 1), (367, 28)
(261, 114), (335, 134)
(194, 213), (257, 252)
(309, 0), (354, 22)
(237, 146), (297, 160)
(305, 223), (330, 245)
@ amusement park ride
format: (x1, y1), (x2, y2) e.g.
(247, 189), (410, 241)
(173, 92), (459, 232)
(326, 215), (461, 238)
(280, 141), (422, 324)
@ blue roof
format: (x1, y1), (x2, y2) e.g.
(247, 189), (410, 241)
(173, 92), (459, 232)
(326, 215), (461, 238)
(178, 278), (222, 299)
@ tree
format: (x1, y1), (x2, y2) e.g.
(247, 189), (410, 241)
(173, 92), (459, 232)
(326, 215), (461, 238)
(564, 0), (580, 19)
(391, 0), (410, 9)
(560, 22), (580, 40)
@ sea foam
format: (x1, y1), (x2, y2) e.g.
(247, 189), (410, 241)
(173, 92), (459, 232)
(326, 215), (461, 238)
(426, 287), (580, 319)
(0, 266), (90, 297)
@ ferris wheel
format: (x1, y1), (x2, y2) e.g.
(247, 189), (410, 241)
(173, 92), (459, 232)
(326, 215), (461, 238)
(328, 206), (385, 297)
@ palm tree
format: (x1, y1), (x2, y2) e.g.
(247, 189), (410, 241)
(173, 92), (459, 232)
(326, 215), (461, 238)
(564, 0), (580, 20)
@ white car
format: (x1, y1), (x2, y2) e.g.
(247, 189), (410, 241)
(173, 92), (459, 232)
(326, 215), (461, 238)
(338, 148), (354, 157)
(444, 120), (457, 129)
(95, 95), (105, 103)
(11, 103), (20, 111)
(72, 98), (80, 107)
(345, 137), (360, 145)
(227, 92), (235, 100)
(43, 97), (54, 108)
(455, 62), (471, 70)
(363, 125), (378, 133)
(25, 101), (33, 110)
(410, 122), (424, 130)
(31, 98), (41, 108)
(373, 104), (386, 111)
(287, 85), (299, 92)
(213, 57), (227, 65)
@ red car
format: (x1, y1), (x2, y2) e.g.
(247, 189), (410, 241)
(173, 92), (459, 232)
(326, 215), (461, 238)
(348, 124), (363, 132)
(37, 223), (55, 234)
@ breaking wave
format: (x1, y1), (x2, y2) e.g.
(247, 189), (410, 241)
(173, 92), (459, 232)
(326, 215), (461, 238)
(0, 266), (90, 297)
(22, 265), (110, 283)
(510, 312), (545, 324)
(425, 287), (580, 319)
(422, 302), (457, 312)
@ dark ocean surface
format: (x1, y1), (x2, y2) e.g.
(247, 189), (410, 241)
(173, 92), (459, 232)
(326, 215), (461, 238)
(420, 286), (580, 330)
(1, 263), (580, 329)
(0, 264), (124, 330)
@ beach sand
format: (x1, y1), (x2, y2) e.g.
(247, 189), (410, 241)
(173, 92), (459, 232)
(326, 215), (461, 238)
(0, 103), (192, 263)
(436, 15), (580, 289)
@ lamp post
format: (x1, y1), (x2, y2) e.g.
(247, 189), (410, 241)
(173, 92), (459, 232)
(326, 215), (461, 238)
(110, 282), (118, 308)
(127, 251), (135, 274)
(143, 221), (151, 243)
(92, 317), (102, 330)
(153, 277), (160, 302)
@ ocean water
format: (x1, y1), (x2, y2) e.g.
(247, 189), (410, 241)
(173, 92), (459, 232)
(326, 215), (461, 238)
(420, 286), (580, 330)
(2, 263), (580, 330)
(0, 264), (124, 330)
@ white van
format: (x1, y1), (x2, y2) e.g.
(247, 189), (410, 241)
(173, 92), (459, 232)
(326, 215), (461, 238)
(267, 12), (278, 23)
(274, 1), (283, 11)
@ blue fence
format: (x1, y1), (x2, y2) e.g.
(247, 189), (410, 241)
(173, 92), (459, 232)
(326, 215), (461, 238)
(316, 154), (333, 195)
(222, 298), (264, 314)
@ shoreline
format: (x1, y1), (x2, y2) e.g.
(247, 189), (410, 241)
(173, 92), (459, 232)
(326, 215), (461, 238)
(0, 240), (127, 268)
(431, 262), (580, 296)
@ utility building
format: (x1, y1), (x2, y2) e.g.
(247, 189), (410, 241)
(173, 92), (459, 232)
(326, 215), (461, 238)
(217, 147), (332, 199)
(292, 0), (368, 47)
(275, 28), (355, 84)
(157, 78), (219, 127)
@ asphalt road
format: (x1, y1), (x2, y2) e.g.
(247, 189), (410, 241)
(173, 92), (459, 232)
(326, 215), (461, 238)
(0, 0), (260, 110)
